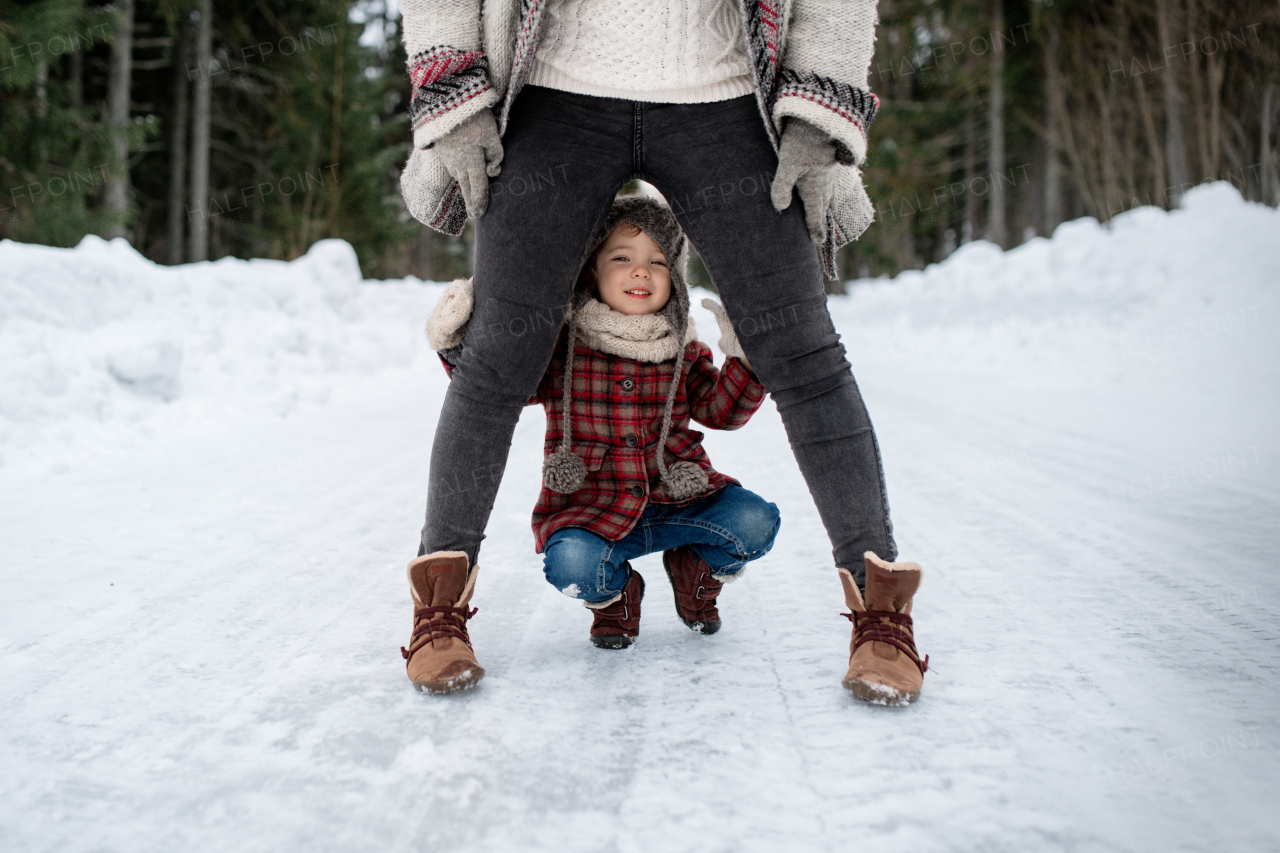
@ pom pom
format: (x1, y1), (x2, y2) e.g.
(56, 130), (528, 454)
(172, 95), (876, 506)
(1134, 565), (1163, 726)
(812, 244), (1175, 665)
(663, 461), (709, 501)
(543, 450), (587, 494)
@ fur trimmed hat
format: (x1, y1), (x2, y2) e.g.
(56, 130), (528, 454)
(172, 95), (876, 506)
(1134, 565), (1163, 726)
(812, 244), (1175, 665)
(543, 195), (710, 502)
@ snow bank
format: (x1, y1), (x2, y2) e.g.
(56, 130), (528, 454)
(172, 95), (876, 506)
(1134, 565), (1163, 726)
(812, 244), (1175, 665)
(1, 181), (1275, 470)
(833, 182), (1279, 391)
(0, 235), (440, 467)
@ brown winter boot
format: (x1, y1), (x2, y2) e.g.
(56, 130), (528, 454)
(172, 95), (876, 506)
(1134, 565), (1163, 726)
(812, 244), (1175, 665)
(838, 552), (928, 706)
(585, 567), (645, 649)
(401, 551), (485, 694)
(662, 546), (722, 634)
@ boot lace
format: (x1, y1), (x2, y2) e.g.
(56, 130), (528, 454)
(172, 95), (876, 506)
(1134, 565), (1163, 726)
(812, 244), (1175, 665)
(401, 605), (478, 660)
(842, 610), (929, 675)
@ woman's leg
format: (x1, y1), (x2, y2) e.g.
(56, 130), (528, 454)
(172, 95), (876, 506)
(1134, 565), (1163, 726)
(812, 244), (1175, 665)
(641, 95), (895, 585)
(421, 87), (635, 563)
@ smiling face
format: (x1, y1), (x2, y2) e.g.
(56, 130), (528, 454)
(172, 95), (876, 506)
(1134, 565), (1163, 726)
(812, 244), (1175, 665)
(589, 222), (672, 316)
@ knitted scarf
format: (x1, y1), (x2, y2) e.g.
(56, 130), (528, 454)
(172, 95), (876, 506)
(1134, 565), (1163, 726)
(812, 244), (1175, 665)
(572, 297), (697, 363)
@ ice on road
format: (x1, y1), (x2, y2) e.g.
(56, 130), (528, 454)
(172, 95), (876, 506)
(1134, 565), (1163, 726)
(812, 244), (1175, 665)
(1, 184), (1277, 852)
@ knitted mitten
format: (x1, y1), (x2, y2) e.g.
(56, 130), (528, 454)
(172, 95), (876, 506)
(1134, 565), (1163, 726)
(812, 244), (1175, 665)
(425, 278), (475, 351)
(429, 108), (504, 218)
(700, 298), (746, 361)
(770, 118), (843, 246)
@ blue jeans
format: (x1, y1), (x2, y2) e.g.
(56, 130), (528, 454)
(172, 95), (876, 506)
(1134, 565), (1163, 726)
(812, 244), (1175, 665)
(542, 485), (781, 603)
(420, 84), (896, 587)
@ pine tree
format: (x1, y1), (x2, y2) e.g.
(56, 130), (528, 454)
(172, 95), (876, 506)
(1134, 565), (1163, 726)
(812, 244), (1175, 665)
(0, 0), (130, 245)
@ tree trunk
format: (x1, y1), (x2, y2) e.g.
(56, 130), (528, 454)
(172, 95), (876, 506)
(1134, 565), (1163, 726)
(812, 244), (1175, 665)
(167, 16), (190, 265)
(105, 0), (135, 240)
(1042, 18), (1063, 235)
(327, 27), (345, 239)
(963, 100), (977, 244)
(1135, 71), (1166, 206)
(70, 40), (83, 110)
(987, 0), (1007, 247)
(1156, 0), (1190, 203)
(1205, 50), (1225, 178)
(188, 0), (212, 262)
(1262, 85), (1277, 205)
(1184, 0), (1209, 180)
(35, 55), (48, 118)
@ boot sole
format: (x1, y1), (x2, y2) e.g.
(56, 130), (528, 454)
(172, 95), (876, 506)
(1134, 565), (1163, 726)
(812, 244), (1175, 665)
(412, 665), (486, 695)
(662, 555), (722, 635)
(590, 634), (636, 649)
(842, 676), (919, 706)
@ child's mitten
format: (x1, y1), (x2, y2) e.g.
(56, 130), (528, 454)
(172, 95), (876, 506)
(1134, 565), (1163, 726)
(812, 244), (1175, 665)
(425, 277), (474, 351)
(700, 298), (746, 361)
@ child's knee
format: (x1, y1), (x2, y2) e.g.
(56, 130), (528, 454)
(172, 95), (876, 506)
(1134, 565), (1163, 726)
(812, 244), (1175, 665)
(735, 496), (781, 557)
(542, 532), (611, 600)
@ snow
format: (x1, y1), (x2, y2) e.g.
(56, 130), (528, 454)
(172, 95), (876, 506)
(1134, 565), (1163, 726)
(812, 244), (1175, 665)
(1, 182), (1277, 852)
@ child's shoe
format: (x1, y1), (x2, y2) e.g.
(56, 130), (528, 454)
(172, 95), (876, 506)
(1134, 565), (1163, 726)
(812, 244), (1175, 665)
(402, 551), (485, 693)
(585, 566), (645, 649)
(837, 552), (928, 705)
(662, 545), (722, 634)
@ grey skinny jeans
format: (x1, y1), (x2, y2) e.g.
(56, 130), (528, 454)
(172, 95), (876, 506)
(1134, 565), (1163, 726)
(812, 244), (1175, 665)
(419, 85), (896, 583)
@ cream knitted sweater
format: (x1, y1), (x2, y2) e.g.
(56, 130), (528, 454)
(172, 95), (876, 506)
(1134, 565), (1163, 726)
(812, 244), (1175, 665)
(526, 0), (755, 103)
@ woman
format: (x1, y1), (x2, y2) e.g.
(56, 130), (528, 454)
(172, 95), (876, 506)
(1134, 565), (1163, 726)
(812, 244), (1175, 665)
(397, 0), (929, 705)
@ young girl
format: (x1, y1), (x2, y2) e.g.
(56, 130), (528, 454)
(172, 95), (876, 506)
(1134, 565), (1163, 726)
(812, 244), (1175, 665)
(419, 195), (780, 653)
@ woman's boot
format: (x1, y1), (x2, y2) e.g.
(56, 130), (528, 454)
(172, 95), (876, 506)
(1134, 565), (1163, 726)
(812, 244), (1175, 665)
(402, 551), (485, 693)
(837, 552), (928, 705)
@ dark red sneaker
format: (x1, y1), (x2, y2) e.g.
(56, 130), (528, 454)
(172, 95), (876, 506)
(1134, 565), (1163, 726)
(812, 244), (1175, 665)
(588, 567), (645, 649)
(663, 546), (723, 634)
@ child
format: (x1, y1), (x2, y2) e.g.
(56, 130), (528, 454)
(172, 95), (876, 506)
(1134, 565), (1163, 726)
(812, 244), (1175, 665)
(423, 195), (780, 651)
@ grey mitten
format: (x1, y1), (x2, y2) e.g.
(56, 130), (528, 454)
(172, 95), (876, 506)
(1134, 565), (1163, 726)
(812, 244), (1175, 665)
(429, 109), (504, 217)
(770, 118), (843, 245)
(425, 278), (474, 351)
(701, 298), (747, 362)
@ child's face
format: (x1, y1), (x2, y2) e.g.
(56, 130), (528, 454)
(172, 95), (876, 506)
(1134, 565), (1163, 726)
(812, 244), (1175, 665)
(590, 223), (672, 315)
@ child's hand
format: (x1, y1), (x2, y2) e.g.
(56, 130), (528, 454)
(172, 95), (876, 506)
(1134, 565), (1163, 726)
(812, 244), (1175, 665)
(701, 298), (749, 368)
(426, 277), (475, 351)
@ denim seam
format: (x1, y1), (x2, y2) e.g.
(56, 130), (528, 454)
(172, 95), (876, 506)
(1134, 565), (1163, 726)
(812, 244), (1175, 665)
(656, 517), (766, 573)
(633, 101), (643, 176)
(868, 427), (897, 561)
(596, 539), (618, 598)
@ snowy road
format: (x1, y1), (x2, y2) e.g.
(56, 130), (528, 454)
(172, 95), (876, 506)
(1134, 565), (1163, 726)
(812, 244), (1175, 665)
(3, 354), (1276, 853)
(2, 187), (1277, 851)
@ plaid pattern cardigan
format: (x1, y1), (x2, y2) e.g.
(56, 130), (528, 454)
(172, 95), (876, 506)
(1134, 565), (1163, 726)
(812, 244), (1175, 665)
(442, 329), (766, 552)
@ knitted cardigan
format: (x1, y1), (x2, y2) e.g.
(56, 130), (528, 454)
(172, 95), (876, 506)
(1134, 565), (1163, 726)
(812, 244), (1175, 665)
(400, 0), (880, 279)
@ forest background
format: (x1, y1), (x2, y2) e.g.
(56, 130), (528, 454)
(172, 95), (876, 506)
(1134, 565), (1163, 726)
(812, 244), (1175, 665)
(1, 0), (1277, 291)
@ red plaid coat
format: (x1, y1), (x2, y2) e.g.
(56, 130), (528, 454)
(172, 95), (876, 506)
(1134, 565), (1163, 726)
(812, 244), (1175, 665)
(530, 329), (766, 551)
(441, 328), (766, 552)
